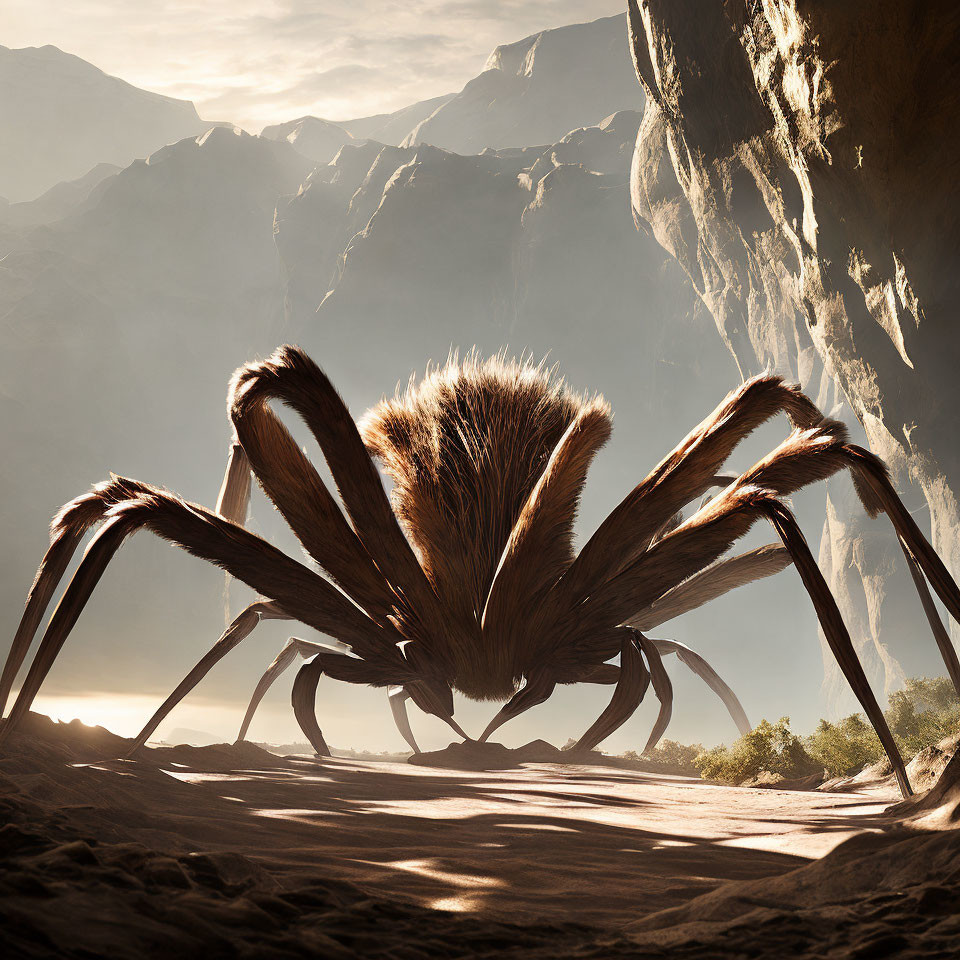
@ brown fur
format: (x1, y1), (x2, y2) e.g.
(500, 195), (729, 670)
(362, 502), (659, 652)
(231, 346), (449, 656)
(361, 352), (610, 698)
(629, 543), (792, 631)
(229, 354), (397, 621)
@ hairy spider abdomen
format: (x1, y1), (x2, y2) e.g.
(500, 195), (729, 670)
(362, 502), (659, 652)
(361, 351), (611, 697)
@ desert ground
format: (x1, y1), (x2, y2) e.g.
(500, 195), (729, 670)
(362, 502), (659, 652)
(3, 713), (959, 958)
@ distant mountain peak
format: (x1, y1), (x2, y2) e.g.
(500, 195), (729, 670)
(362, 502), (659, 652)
(260, 116), (354, 164)
(401, 13), (641, 156)
(0, 44), (209, 201)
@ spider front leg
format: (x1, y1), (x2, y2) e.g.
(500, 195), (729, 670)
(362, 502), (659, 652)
(127, 599), (291, 755)
(388, 686), (421, 754)
(237, 637), (347, 743)
(0, 480), (403, 746)
(289, 651), (464, 756)
(477, 672), (557, 744)
(572, 632), (649, 752)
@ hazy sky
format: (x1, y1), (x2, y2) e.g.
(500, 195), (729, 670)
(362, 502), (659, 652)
(6, 1), (623, 131)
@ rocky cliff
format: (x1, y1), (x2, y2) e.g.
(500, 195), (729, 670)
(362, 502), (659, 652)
(626, 0), (960, 704)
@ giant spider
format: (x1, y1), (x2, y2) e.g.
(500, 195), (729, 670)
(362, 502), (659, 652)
(2, 347), (959, 799)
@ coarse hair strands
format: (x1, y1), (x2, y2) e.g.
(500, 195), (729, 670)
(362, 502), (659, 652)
(360, 350), (611, 699)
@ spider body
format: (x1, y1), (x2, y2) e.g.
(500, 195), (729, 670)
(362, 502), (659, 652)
(2, 346), (960, 801)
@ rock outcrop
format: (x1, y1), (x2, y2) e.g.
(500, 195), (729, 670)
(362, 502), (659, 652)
(275, 109), (736, 485)
(337, 92), (455, 144)
(627, 0), (960, 702)
(0, 128), (314, 695)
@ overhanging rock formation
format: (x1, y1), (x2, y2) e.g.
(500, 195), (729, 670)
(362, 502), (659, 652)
(627, 0), (960, 696)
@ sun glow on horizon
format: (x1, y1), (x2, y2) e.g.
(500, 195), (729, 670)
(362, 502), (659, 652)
(23, 691), (290, 744)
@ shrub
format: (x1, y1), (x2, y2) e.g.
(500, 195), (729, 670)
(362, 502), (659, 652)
(633, 739), (704, 775)
(806, 714), (883, 776)
(694, 717), (820, 784)
(885, 676), (960, 757)
(696, 677), (960, 784)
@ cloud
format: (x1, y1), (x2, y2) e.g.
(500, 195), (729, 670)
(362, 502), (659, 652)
(5, 0), (622, 130)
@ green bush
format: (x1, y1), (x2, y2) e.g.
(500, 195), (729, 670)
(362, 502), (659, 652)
(693, 677), (960, 783)
(885, 676), (960, 757)
(651, 739), (704, 774)
(694, 717), (820, 784)
(623, 739), (703, 775)
(806, 714), (882, 776)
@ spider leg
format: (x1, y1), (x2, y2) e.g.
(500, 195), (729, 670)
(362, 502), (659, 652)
(477, 645), (649, 746)
(214, 440), (252, 614)
(0, 480), (406, 746)
(716, 433), (960, 706)
(388, 685), (421, 754)
(230, 346), (454, 658)
(628, 543), (791, 631)
(762, 500), (911, 797)
(566, 479), (912, 796)
(237, 637), (346, 743)
(559, 374), (826, 607)
(843, 444), (960, 696)
(899, 539), (960, 694)
(633, 632), (674, 754)
(478, 672), (556, 743)
(482, 402), (611, 639)
(576, 663), (621, 684)
(228, 362), (397, 620)
(0, 478), (154, 716)
(290, 650), (443, 756)
(126, 599), (291, 755)
(215, 441), (252, 525)
(651, 638), (751, 736)
(291, 656), (330, 756)
(572, 634), (749, 754)
(573, 633), (649, 752)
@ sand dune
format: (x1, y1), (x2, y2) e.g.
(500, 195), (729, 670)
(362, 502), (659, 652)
(1, 713), (958, 957)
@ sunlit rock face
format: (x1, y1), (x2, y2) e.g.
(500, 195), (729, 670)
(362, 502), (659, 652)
(0, 44), (210, 202)
(404, 14), (643, 155)
(339, 93), (455, 145)
(627, 0), (960, 701)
